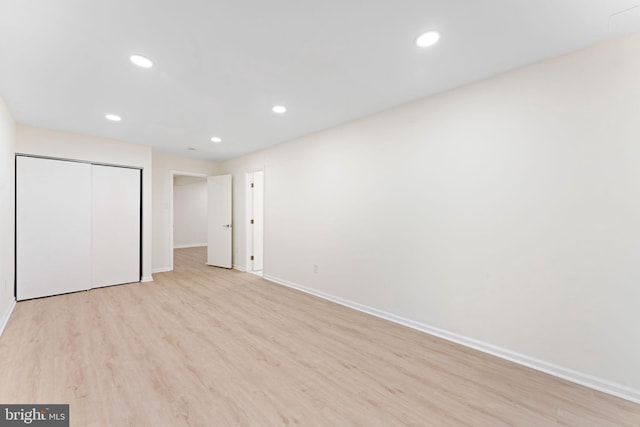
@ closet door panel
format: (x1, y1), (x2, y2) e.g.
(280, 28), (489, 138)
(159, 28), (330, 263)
(16, 156), (92, 300)
(91, 165), (141, 288)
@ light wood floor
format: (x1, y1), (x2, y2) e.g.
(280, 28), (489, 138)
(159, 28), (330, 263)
(1, 247), (638, 426)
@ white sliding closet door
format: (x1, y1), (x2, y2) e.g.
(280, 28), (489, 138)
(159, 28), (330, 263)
(91, 165), (141, 288)
(16, 156), (92, 300)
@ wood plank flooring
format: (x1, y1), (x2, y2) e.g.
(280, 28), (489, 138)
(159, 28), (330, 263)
(0, 247), (638, 426)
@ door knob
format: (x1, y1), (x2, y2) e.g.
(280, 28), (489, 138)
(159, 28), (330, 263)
(222, 224), (232, 228)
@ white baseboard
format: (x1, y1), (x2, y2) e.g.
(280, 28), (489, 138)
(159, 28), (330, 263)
(263, 274), (640, 404)
(0, 298), (16, 337)
(173, 244), (207, 249)
(233, 264), (246, 272)
(152, 267), (173, 274)
(141, 276), (154, 283)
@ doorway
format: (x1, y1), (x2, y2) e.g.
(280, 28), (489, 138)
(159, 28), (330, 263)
(247, 171), (264, 275)
(169, 171), (208, 271)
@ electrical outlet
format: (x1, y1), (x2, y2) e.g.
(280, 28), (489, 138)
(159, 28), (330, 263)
(313, 264), (318, 274)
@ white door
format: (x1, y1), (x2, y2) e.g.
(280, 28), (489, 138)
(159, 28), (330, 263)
(207, 174), (232, 268)
(91, 165), (141, 288)
(251, 171), (264, 271)
(16, 156), (92, 300)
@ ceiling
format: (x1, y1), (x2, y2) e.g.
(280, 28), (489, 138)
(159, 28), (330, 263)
(1, 0), (640, 161)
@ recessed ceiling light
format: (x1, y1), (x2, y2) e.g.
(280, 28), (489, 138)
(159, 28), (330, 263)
(211, 136), (222, 143)
(416, 31), (440, 48)
(272, 105), (287, 114)
(130, 54), (153, 68)
(105, 114), (121, 122)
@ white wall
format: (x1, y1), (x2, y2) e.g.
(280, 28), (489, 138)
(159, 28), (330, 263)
(152, 153), (219, 272)
(221, 32), (640, 399)
(0, 96), (16, 332)
(15, 125), (153, 281)
(173, 178), (207, 248)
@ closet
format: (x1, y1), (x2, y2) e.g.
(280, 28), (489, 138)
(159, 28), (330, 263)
(16, 155), (141, 300)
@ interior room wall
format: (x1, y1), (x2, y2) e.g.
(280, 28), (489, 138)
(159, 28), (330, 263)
(221, 32), (640, 400)
(151, 153), (219, 272)
(0, 96), (16, 333)
(15, 125), (153, 281)
(173, 177), (207, 248)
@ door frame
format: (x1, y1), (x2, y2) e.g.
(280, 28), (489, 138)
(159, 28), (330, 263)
(169, 170), (209, 271)
(245, 170), (265, 274)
